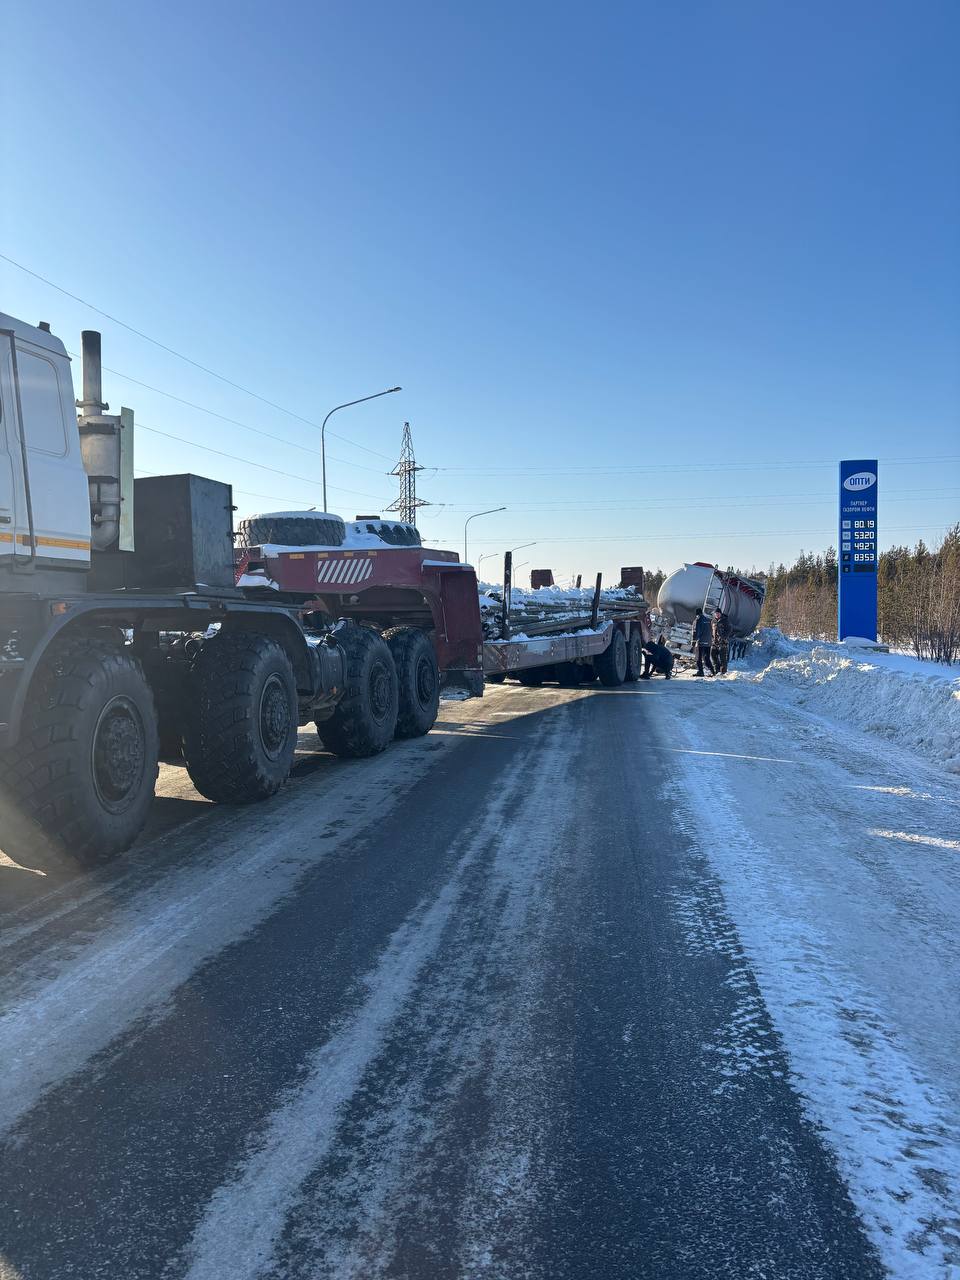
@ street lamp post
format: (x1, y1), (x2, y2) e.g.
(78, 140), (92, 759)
(463, 507), (506, 563)
(321, 387), (402, 511)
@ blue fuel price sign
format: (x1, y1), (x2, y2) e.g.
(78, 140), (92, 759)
(838, 459), (878, 641)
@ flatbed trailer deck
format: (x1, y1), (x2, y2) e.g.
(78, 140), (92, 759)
(483, 617), (648, 675)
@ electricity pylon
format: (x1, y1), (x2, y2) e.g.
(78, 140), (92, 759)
(386, 422), (430, 525)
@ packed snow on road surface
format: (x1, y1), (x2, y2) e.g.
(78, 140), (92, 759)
(657, 628), (960, 1275)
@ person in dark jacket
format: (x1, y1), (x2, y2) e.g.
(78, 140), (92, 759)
(711, 608), (732, 675)
(641, 635), (674, 679)
(693, 609), (715, 677)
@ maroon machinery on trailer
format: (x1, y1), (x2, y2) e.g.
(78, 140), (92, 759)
(239, 531), (655, 695)
(235, 517), (484, 694)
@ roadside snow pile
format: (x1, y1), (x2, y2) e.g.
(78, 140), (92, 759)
(733, 630), (960, 774)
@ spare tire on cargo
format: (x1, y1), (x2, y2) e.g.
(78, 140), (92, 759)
(237, 511), (346, 549)
(355, 520), (421, 547)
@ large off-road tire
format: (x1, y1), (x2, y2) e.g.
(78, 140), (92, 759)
(355, 519), (421, 547)
(595, 629), (627, 686)
(0, 635), (159, 866)
(183, 631), (298, 803)
(236, 512), (345, 549)
(317, 626), (398, 757)
(624, 631), (643, 682)
(383, 627), (439, 738)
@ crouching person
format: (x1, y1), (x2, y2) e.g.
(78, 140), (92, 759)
(641, 635), (675, 679)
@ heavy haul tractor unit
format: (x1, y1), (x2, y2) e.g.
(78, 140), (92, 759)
(0, 314), (482, 866)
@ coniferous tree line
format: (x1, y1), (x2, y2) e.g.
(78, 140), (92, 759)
(755, 524), (960, 663)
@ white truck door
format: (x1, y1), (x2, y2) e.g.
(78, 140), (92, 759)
(12, 340), (91, 567)
(0, 336), (25, 564)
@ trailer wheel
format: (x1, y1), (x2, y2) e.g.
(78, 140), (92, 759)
(579, 664), (597, 683)
(317, 626), (398, 757)
(596, 630), (627, 686)
(383, 627), (439, 738)
(0, 635), (159, 866)
(624, 631), (643, 682)
(517, 668), (548, 686)
(486, 673), (506, 684)
(183, 631), (298, 803)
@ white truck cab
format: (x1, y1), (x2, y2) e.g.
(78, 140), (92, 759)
(0, 312), (92, 573)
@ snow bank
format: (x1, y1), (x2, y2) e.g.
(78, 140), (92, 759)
(733, 630), (960, 774)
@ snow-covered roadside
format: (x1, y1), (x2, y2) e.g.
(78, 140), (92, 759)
(652, 676), (960, 1277)
(727, 630), (960, 774)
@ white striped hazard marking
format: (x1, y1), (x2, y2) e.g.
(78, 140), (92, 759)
(316, 558), (375, 586)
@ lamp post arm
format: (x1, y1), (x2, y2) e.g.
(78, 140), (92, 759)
(463, 506), (507, 563)
(320, 386), (402, 510)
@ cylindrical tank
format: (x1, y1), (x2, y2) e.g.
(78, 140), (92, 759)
(657, 563), (764, 638)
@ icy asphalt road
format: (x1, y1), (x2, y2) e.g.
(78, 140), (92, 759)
(1, 676), (958, 1279)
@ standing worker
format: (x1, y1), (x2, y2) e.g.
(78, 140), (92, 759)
(712, 607), (732, 675)
(692, 608), (715, 677)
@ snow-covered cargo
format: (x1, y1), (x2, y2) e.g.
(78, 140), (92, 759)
(479, 581), (654, 685)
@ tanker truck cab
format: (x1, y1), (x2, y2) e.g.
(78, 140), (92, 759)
(0, 314), (91, 580)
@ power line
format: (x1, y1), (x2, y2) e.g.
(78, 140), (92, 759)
(432, 454), (960, 477)
(70, 355), (388, 472)
(8, 255), (956, 505)
(467, 523), (952, 545)
(195, 489), (960, 517)
(425, 488), (960, 513)
(1, 252), (397, 462)
(135, 423), (393, 501)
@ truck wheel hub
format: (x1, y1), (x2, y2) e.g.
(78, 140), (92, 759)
(370, 661), (391, 721)
(259, 674), (290, 759)
(92, 696), (145, 811)
(415, 656), (436, 706)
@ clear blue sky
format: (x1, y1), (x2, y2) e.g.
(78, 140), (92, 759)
(3, 0), (958, 583)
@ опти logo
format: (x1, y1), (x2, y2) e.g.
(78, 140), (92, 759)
(843, 471), (877, 491)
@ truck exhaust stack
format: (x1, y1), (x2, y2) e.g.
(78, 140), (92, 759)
(79, 330), (106, 417)
(77, 329), (133, 551)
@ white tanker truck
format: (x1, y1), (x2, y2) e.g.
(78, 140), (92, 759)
(657, 562), (765, 660)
